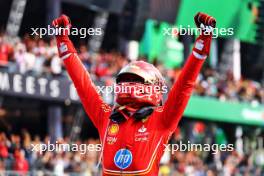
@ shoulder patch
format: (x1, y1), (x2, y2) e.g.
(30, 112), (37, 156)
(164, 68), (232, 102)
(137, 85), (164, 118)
(101, 103), (112, 112)
(155, 106), (164, 112)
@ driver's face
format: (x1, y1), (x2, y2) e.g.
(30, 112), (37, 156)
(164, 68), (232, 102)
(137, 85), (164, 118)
(116, 73), (144, 84)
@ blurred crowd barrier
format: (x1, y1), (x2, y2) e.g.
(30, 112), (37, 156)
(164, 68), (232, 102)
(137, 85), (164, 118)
(1, 128), (264, 176)
(0, 34), (263, 105)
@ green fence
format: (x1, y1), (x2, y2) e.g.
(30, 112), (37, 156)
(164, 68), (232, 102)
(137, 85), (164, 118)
(185, 96), (264, 126)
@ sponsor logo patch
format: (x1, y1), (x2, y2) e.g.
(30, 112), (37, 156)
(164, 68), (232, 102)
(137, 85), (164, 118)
(114, 149), (133, 169)
(138, 125), (147, 133)
(135, 125), (149, 142)
(106, 136), (117, 144)
(59, 42), (68, 53)
(108, 124), (119, 135)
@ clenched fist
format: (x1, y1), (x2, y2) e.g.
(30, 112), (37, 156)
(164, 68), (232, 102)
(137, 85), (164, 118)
(52, 14), (71, 28)
(52, 14), (76, 58)
(194, 12), (216, 29)
(193, 12), (216, 58)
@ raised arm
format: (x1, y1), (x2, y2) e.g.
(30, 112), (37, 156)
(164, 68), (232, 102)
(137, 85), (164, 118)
(52, 15), (111, 130)
(159, 13), (216, 131)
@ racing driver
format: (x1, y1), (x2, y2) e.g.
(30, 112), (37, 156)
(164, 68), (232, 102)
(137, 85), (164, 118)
(52, 12), (216, 175)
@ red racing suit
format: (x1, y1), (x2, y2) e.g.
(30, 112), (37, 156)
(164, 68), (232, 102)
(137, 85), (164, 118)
(51, 11), (216, 175)
(60, 48), (206, 175)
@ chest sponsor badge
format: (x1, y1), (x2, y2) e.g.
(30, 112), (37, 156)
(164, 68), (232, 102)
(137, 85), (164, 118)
(114, 149), (133, 169)
(108, 124), (119, 135)
(135, 125), (149, 142)
(138, 125), (147, 133)
(106, 136), (117, 144)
